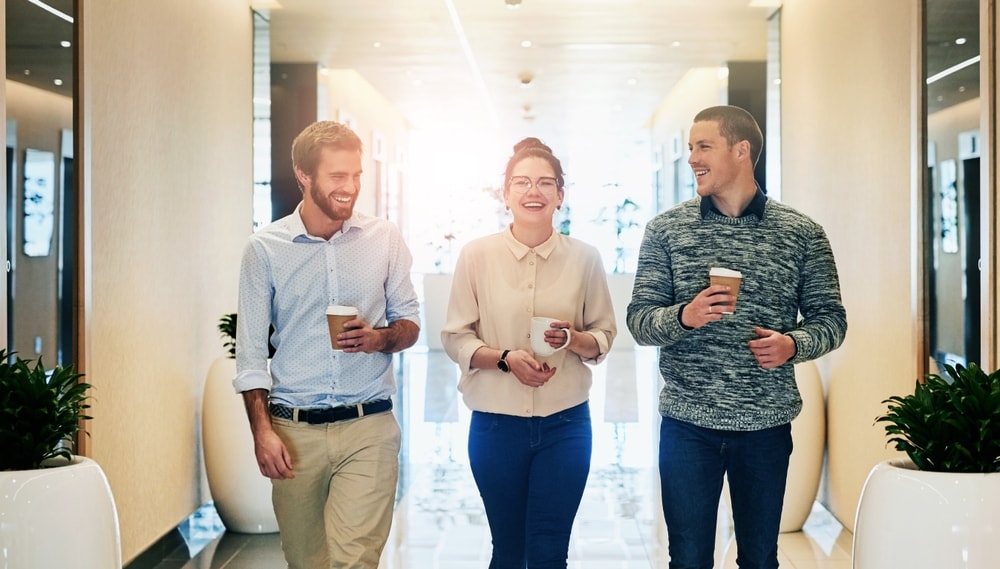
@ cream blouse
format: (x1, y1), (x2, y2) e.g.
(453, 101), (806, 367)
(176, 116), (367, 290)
(441, 226), (617, 417)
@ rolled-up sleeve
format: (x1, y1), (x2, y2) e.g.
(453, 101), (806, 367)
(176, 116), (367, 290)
(233, 240), (274, 394)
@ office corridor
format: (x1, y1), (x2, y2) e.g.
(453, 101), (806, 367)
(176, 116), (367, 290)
(154, 348), (853, 568)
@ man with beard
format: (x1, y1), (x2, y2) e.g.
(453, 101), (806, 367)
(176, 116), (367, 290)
(233, 121), (420, 569)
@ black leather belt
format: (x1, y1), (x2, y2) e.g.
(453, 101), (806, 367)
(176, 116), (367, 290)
(269, 399), (393, 424)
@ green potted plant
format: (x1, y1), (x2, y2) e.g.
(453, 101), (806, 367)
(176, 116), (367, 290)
(0, 348), (91, 470)
(0, 348), (121, 567)
(853, 362), (1000, 568)
(219, 312), (237, 358)
(877, 362), (1000, 473)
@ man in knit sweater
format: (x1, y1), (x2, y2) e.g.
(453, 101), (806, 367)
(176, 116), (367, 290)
(627, 105), (847, 569)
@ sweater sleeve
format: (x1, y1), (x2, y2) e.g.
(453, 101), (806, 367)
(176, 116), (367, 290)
(787, 223), (848, 363)
(626, 220), (690, 348)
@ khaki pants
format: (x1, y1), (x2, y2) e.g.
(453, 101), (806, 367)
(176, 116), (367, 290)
(270, 410), (401, 569)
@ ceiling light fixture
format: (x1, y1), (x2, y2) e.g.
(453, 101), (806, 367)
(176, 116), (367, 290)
(927, 55), (980, 84)
(26, 0), (72, 23)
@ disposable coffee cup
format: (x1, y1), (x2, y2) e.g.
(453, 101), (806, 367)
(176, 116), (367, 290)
(709, 268), (742, 314)
(326, 305), (358, 350)
(530, 316), (572, 356)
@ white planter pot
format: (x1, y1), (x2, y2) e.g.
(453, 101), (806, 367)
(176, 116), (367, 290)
(606, 273), (636, 351)
(203, 356), (279, 533)
(853, 458), (1000, 568)
(421, 273), (453, 350)
(0, 455), (121, 569)
(779, 361), (825, 533)
(722, 361), (826, 534)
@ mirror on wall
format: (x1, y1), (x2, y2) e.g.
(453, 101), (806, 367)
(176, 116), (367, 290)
(924, 0), (984, 370)
(5, 0), (76, 365)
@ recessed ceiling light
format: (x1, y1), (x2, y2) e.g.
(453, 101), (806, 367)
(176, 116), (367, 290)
(60, 40), (71, 48)
(23, 69), (30, 76)
(955, 37), (967, 45)
(53, 79), (63, 86)
(373, 41), (382, 48)
(521, 40), (532, 48)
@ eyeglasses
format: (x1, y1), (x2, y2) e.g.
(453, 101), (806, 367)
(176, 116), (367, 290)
(509, 175), (559, 193)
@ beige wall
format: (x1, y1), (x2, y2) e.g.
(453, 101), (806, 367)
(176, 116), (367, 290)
(79, 1), (254, 562)
(781, 0), (918, 531)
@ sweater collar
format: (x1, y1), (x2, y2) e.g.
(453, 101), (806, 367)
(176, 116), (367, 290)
(700, 186), (768, 220)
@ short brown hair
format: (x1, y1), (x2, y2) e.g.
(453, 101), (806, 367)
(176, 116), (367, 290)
(693, 105), (763, 166)
(291, 121), (363, 178)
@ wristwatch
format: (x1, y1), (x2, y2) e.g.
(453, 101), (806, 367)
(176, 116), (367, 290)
(497, 349), (511, 373)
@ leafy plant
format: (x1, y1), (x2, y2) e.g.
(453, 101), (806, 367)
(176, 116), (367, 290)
(0, 349), (92, 470)
(876, 362), (1000, 473)
(219, 312), (275, 359)
(219, 313), (237, 358)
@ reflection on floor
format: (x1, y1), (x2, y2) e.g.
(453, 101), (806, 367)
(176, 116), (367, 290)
(155, 348), (853, 568)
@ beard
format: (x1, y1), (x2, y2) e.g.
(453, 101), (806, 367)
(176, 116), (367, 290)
(309, 182), (354, 221)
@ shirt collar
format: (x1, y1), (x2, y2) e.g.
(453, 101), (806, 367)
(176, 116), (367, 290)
(502, 225), (560, 259)
(699, 186), (768, 220)
(289, 202), (367, 242)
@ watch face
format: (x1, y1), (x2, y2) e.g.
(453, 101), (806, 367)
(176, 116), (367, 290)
(497, 350), (510, 372)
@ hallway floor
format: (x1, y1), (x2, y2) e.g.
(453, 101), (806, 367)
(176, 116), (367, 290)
(156, 348), (854, 568)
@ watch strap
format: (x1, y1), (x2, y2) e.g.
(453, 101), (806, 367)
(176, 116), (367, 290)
(497, 349), (511, 372)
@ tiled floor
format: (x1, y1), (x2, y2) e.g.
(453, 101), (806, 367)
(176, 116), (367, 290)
(156, 348), (853, 568)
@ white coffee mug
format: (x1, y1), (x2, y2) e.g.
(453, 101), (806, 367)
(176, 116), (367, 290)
(530, 317), (572, 356)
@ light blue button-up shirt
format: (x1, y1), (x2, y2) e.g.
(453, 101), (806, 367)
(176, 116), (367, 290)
(233, 204), (420, 408)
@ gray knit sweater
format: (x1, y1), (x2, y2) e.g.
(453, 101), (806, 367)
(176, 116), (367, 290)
(626, 195), (847, 431)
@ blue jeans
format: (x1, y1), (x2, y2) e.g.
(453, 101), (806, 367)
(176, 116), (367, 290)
(659, 415), (792, 569)
(468, 401), (592, 569)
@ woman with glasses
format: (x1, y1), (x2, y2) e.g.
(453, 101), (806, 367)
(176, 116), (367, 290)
(441, 137), (617, 568)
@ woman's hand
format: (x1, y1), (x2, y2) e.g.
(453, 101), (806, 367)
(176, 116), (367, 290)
(506, 349), (557, 388)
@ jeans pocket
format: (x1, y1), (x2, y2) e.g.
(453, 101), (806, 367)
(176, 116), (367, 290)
(469, 411), (499, 434)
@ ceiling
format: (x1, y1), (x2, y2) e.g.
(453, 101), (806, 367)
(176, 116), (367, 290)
(261, 0), (775, 153)
(4, 0), (984, 152)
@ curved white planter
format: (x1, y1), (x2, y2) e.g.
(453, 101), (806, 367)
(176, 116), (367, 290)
(203, 356), (278, 533)
(779, 361), (825, 533)
(853, 458), (1000, 568)
(0, 456), (121, 569)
